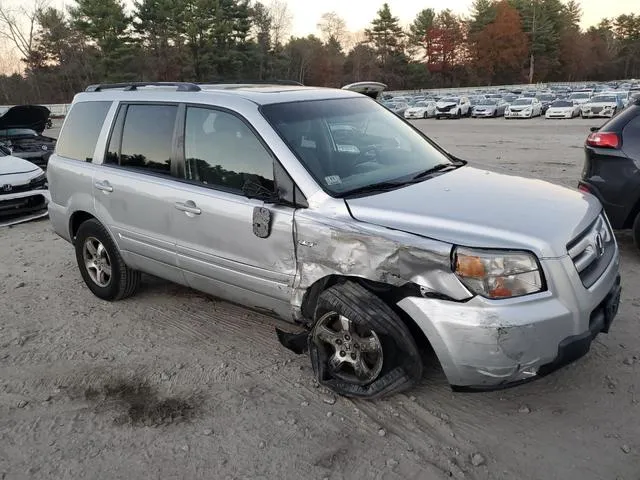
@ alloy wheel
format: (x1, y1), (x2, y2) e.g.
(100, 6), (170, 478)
(312, 311), (384, 385)
(82, 237), (112, 287)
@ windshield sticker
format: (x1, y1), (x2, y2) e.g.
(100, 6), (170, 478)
(337, 144), (360, 154)
(324, 175), (342, 185)
(301, 136), (316, 148)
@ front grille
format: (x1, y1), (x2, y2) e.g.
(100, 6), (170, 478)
(591, 107), (602, 114)
(567, 214), (615, 288)
(437, 106), (454, 112)
(0, 178), (46, 196)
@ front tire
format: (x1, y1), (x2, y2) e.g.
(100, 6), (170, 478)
(309, 282), (423, 399)
(74, 219), (141, 301)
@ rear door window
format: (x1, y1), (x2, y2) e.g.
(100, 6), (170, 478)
(56, 101), (111, 162)
(106, 104), (178, 175)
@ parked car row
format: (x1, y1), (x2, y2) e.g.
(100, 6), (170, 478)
(389, 81), (640, 121)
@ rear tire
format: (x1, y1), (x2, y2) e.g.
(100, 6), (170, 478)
(309, 281), (423, 399)
(74, 219), (141, 301)
(633, 213), (640, 251)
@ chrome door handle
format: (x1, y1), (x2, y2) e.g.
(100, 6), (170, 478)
(174, 201), (201, 215)
(94, 181), (113, 192)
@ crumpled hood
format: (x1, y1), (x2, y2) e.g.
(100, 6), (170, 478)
(345, 166), (601, 258)
(0, 154), (40, 176)
(436, 102), (457, 109)
(0, 105), (51, 134)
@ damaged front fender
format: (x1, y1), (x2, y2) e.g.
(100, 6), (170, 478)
(291, 209), (472, 322)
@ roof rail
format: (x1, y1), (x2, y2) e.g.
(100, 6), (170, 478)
(85, 82), (201, 92)
(205, 79), (304, 86)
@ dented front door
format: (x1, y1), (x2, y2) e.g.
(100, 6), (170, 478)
(174, 185), (296, 320)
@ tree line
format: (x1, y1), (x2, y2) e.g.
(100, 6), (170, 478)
(0, 0), (638, 104)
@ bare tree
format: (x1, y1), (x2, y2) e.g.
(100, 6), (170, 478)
(0, 0), (48, 62)
(268, 0), (292, 48)
(343, 30), (367, 52)
(317, 11), (347, 45)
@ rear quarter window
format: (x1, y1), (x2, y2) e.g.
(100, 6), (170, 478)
(56, 101), (111, 162)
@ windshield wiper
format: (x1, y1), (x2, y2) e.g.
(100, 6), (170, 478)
(340, 180), (413, 198)
(411, 163), (458, 180)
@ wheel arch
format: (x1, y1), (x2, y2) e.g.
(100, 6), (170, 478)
(300, 274), (432, 350)
(69, 210), (97, 243)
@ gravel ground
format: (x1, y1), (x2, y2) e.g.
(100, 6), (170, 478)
(1, 117), (639, 480)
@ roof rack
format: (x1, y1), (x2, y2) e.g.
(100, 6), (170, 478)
(85, 82), (201, 92)
(205, 79), (304, 86)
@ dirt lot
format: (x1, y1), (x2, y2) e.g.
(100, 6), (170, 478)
(1, 118), (639, 480)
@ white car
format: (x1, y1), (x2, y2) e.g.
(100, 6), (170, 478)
(580, 94), (623, 118)
(434, 96), (471, 119)
(404, 101), (436, 119)
(568, 92), (592, 105)
(0, 145), (50, 227)
(545, 99), (581, 119)
(504, 98), (543, 119)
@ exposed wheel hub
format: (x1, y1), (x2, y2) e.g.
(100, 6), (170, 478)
(312, 312), (384, 385)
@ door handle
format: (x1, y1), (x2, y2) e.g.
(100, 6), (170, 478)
(94, 180), (113, 193)
(175, 201), (201, 215)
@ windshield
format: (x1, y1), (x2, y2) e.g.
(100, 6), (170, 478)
(537, 94), (555, 101)
(511, 99), (533, 106)
(440, 97), (459, 103)
(551, 100), (573, 107)
(261, 97), (453, 196)
(414, 101), (428, 107)
(570, 93), (590, 99)
(478, 99), (498, 105)
(591, 95), (617, 103)
(0, 128), (38, 137)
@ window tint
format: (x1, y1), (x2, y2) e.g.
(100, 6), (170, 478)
(622, 115), (640, 157)
(115, 104), (177, 174)
(56, 101), (111, 162)
(184, 107), (274, 192)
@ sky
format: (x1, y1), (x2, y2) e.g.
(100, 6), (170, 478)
(33, 0), (640, 37)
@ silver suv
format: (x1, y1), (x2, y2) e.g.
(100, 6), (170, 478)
(48, 82), (621, 398)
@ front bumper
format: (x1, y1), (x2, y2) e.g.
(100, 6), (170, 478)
(405, 111), (428, 119)
(505, 111), (532, 118)
(397, 248), (621, 389)
(581, 109), (615, 118)
(0, 189), (50, 227)
(472, 110), (495, 117)
(546, 112), (573, 119)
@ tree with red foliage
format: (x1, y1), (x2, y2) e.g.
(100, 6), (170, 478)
(472, 1), (529, 85)
(423, 10), (465, 82)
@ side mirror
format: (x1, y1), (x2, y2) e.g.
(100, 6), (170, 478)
(242, 179), (280, 204)
(590, 126), (599, 132)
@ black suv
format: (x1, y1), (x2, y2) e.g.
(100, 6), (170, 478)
(579, 97), (640, 249)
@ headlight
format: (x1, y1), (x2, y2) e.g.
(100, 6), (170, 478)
(523, 107), (531, 113)
(453, 247), (544, 299)
(29, 172), (47, 189)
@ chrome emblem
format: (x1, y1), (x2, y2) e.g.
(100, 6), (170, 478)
(41, 145), (48, 151)
(595, 233), (605, 258)
(1, 184), (12, 192)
